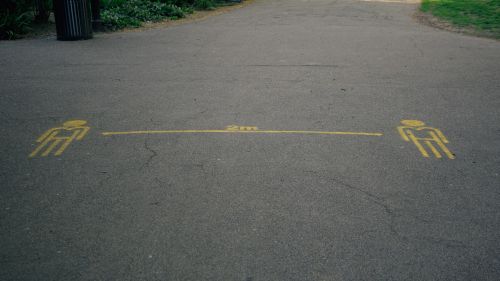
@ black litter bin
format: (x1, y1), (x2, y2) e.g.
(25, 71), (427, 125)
(54, 0), (93, 40)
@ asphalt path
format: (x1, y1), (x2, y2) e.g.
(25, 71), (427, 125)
(1, 0), (500, 280)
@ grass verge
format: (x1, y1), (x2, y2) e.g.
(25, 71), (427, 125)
(420, 0), (500, 38)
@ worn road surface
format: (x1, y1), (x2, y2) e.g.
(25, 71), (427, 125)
(1, 0), (500, 280)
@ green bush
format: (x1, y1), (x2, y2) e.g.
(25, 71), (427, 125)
(101, 0), (235, 30)
(101, 0), (131, 9)
(101, 0), (187, 29)
(0, 0), (239, 38)
(0, 10), (32, 40)
(0, 0), (33, 39)
(194, 0), (217, 10)
(0, 0), (52, 39)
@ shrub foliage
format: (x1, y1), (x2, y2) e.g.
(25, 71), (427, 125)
(101, 0), (188, 29)
(0, 0), (237, 39)
(101, 0), (235, 29)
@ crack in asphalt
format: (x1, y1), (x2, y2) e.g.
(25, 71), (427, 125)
(327, 176), (403, 237)
(141, 137), (158, 170)
(326, 176), (471, 249)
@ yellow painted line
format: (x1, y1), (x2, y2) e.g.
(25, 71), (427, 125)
(102, 130), (383, 137)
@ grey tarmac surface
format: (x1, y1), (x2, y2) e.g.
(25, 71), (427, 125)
(1, 0), (500, 280)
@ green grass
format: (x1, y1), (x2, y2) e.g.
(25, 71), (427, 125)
(421, 0), (500, 37)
